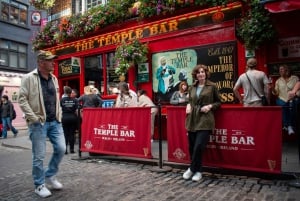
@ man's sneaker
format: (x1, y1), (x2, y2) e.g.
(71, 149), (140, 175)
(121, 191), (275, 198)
(35, 184), (52, 198)
(288, 126), (295, 135)
(46, 176), (63, 190)
(183, 168), (193, 180)
(192, 172), (202, 182)
(13, 130), (18, 138)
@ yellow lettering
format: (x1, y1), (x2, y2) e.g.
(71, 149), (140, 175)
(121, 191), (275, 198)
(111, 34), (121, 44)
(121, 32), (129, 42)
(159, 23), (168, 34)
(105, 35), (112, 46)
(149, 24), (159, 36)
(168, 20), (178, 31)
(135, 28), (143, 39)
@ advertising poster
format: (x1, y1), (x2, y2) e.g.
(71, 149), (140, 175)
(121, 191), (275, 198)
(152, 42), (237, 104)
(152, 49), (197, 103)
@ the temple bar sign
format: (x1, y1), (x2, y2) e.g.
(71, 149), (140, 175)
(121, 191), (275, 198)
(58, 57), (81, 77)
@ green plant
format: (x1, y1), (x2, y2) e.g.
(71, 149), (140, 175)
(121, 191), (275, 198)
(114, 38), (148, 76)
(236, 0), (276, 50)
(32, 21), (59, 51)
(32, 0), (276, 51)
(29, 0), (55, 10)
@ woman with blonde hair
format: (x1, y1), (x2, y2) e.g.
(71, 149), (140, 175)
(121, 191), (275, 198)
(271, 64), (299, 135)
(115, 82), (137, 107)
(78, 85), (102, 108)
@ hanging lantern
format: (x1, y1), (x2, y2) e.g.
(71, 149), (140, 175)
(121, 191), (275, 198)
(212, 11), (224, 23)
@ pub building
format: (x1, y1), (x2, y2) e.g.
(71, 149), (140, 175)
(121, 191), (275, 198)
(41, 1), (300, 174)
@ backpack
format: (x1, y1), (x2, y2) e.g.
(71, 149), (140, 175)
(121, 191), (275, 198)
(11, 104), (16, 120)
(12, 108), (16, 120)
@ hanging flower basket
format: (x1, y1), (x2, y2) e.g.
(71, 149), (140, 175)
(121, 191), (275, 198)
(30, 0), (55, 10)
(114, 38), (148, 76)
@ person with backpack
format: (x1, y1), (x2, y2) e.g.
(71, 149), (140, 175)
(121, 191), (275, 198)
(0, 95), (18, 138)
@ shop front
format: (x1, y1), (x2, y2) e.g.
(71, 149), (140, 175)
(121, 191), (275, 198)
(45, 2), (245, 104)
(42, 1), (300, 173)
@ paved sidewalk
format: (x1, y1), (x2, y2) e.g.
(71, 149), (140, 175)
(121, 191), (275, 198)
(1, 128), (300, 201)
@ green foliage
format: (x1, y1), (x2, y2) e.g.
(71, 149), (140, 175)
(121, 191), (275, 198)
(236, 0), (276, 50)
(30, 0), (55, 10)
(114, 39), (148, 76)
(32, 0), (276, 51)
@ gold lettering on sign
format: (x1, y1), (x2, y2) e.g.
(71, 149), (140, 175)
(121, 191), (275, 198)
(70, 20), (178, 52)
(61, 64), (72, 75)
(207, 45), (235, 103)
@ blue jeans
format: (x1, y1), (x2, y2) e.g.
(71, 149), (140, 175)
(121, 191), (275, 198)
(1, 117), (18, 138)
(276, 98), (300, 128)
(28, 120), (66, 187)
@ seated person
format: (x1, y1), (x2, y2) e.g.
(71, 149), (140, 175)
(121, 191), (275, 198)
(170, 81), (189, 105)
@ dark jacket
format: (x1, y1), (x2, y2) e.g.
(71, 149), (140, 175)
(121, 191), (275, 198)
(185, 80), (221, 132)
(78, 94), (103, 108)
(1, 100), (14, 119)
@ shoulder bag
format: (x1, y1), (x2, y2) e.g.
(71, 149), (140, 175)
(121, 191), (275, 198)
(245, 73), (268, 106)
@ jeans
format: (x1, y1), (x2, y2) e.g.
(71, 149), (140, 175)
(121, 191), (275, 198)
(28, 120), (66, 187)
(276, 98), (300, 128)
(188, 130), (211, 173)
(1, 117), (18, 138)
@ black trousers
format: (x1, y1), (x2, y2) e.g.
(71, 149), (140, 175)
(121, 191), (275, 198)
(188, 130), (211, 173)
(62, 113), (78, 151)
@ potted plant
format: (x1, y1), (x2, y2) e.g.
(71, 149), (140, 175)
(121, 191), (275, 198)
(236, 1), (276, 50)
(114, 38), (148, 77)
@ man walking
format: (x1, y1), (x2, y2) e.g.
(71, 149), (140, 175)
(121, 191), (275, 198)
(18, 50), (66, 198)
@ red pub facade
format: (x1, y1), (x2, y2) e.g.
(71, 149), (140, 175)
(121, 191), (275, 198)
(42, 1), (300, 173)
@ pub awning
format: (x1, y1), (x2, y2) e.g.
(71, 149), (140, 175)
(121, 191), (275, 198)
(261, 0), (300, 13)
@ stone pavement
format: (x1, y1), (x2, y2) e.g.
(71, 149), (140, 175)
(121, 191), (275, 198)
(1, 129), (300, 201)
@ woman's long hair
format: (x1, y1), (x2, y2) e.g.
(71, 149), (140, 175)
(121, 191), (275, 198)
(191, 64), (210, 86)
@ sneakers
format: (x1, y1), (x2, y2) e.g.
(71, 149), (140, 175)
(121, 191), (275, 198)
(35, 184), (52, 198)
(192, 172), (202, 182)
(183, 168), (193, 180)
(288, 126), (295, 135)
(14, 130), (18, 138)
(183, 168), (203, 182)
(46, 176), (63, 190)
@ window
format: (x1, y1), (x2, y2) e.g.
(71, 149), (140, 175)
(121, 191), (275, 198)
(106, 52), (126, 95)
(84, 55), (103, 94)
(86, 0), (107, 10)
(0, 39), (27, 69)
(0, 0), (28, 26)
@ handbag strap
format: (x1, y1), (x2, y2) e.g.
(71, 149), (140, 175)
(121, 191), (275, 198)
(245, 73), (261, 97)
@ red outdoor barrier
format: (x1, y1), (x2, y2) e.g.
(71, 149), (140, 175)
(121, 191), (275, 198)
(167, 106), (282, 173)
(81, 107), (152, 158)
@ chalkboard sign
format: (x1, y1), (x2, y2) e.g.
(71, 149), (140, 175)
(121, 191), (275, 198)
(195, 42), (238, 103)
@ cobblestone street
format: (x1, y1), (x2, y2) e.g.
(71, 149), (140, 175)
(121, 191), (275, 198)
(0, 145), (300, 201)
(1, 130), (300, 201)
